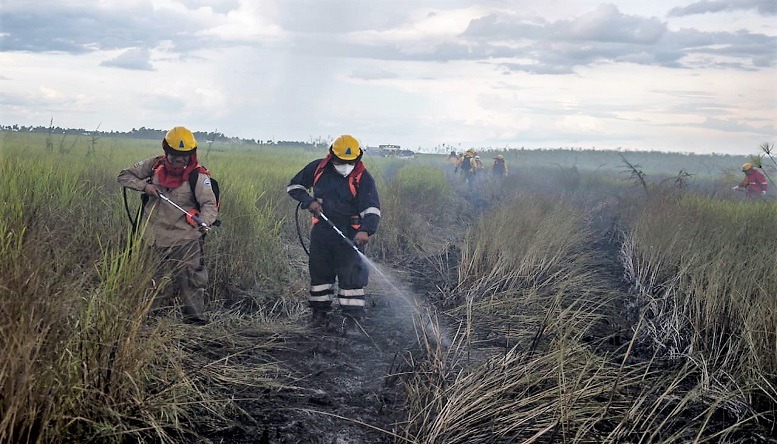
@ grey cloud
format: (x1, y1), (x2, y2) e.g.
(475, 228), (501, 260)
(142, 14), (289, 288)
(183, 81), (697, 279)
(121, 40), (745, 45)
(178, 0), (240, 14)
(0, 2), (215, 54)
(100, 48), (154, 71)
(660, 28), (776, 68)
(668, 0), (777, 17)
(271, 0), (411, 33)
(4, 1), (774, 77)
(0, 5), (164, 53)
(466, 4), (666, 44)
(269, 0), (473, 34)
(559, 4), (666, 44)
(282, 3), (774, 74)
(459, 4), (774, 74)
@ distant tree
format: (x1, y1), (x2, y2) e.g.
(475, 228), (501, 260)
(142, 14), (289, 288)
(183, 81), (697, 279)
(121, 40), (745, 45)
(619, 153), (648, 194)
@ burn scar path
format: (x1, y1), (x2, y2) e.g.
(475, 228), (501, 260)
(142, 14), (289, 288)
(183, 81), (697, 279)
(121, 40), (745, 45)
(223, 267), (424, 444)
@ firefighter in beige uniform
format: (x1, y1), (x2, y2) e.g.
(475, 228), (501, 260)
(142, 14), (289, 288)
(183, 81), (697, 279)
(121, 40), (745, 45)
(118, 126), (217, 325)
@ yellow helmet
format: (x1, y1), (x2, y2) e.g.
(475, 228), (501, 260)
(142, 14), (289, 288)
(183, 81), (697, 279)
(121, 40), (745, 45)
(495, 154), (504, 160)
(742, 162), (752, 171)
(163, 126), (197, 155)
(330, 134), (362, 162)
(465, 148), (475, 156)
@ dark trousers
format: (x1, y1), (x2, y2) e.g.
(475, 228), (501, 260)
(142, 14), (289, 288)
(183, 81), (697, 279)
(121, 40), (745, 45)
(308, 223), (369, 317)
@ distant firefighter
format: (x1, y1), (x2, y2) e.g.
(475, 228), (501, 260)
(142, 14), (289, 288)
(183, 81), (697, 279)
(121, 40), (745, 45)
(491, 154), (508, 177)
(455, 148), (478, 191)
(474, 155), (484, 172)
(732, 163), (768, 199)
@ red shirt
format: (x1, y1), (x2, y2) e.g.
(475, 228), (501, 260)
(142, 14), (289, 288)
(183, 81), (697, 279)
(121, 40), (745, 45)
(739, 168), (768, 198)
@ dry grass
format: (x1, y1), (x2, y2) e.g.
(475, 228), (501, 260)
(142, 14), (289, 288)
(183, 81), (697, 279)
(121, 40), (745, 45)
(620, 193), (777, 427)
(0, 136), (300, 442)
(397, 188), (774, 443)
(2, 132), (774, 442)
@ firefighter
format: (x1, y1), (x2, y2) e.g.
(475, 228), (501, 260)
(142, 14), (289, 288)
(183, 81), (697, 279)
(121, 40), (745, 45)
(490, 154), (508, 177)
(732, 163), (768, 199)
(117, 126), (217, 325)
(455, 148), (478, 191)
(474, 155), (484, 172)
(287, 134), (381, 334)
(447, 150), (459, 166)
(489, 154), (509, 201)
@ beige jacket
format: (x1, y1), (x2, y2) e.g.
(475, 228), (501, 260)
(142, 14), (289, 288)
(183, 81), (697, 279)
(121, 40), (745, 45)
(118, 156), (218, 247)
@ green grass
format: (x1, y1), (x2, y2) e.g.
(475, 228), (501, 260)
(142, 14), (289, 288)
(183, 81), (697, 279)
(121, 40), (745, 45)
(0, 132), (297, 442)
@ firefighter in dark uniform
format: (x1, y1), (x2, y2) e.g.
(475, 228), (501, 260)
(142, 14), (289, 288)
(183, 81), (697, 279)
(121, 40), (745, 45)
(287, 134), (381, 333)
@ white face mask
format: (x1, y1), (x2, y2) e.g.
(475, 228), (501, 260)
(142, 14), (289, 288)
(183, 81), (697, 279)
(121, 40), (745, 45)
(334, 163), (355, 177)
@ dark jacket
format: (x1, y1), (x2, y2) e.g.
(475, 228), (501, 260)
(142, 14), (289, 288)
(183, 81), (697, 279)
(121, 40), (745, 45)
(287, 158), (381, 236)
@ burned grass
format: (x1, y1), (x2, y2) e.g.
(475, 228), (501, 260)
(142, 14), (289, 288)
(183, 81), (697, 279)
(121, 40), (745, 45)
(2, 133), (775, 443)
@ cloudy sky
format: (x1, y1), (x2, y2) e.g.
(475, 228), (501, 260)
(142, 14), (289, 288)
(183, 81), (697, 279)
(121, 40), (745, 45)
(1, 0), (775, 154)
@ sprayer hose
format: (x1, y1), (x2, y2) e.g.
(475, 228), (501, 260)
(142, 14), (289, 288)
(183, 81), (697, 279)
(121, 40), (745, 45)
(295, 201), (310, 256)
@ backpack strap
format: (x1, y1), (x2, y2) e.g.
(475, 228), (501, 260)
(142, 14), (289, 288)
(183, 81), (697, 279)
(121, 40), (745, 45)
(313, 154), (333, 187)
(310, 157), (365, 228)
(188, 168), (201, 209)
(141, 156), (166, 208)
(348, 161), (365, 197)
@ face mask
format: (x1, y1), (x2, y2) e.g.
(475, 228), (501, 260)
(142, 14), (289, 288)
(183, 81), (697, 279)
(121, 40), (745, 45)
(334, 163), (355, 177)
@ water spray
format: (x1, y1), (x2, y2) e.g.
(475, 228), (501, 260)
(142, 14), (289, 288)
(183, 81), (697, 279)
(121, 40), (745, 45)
(316, 210), (452, 348)
(158, 192), (209, 231)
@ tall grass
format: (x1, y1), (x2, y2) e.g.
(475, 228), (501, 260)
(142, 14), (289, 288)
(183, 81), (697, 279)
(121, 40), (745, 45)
(204, 153), (299, 300)
(3, 130), (773, 442)
(372, 163), (455, 262)
(622, 193), (777, 419)
(0, 133), (295, 442)
(398, 186), (772, 442)
(400, 192), (617, 441)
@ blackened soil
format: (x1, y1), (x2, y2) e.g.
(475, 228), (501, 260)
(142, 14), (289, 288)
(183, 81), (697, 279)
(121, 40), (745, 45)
(208, 288), (421, 444)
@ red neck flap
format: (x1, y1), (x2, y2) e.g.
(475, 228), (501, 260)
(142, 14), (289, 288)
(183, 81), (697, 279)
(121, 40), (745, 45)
(156, 152), (203, 188)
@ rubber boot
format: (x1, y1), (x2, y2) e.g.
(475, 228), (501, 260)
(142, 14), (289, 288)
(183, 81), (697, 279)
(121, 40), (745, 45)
(308, 310), (329, 328)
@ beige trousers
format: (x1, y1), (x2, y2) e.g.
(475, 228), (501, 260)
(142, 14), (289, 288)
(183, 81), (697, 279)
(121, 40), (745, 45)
(152, 238), (208, 321)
